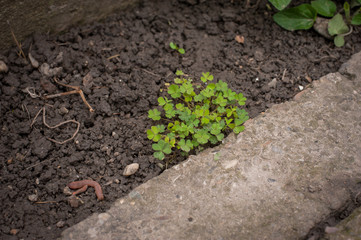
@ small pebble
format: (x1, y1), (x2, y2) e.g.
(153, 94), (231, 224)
(0, 60), (9, 73)
(28, 194), (38, 202)
(58, 106), (69, 115)
(63, 186), (73, 196)
(299, 85), (304, 90)
(56, 220), (65, 228)
(123, 163), (140, 176)
(28, 53), (39, 68)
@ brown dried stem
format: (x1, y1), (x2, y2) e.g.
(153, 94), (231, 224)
(30, 107), (80, 145)
(43, 78), (94, 112)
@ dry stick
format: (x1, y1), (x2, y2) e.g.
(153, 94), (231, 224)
(42, 107), (80, 144)
(8, 22), (26, 60)
(22, 104), (31, 121)
(30, 108), (43, 127)
(26, 158), (52, 170)
(43, 78), (94, 112)
(282, 69), (287, 81)
(107, 54), (120, 60)
(35, 201), (57, 204)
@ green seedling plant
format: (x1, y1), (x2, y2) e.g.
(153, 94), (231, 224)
(147, 70), (249, 160)
(269, 0), (361, 46)
(169, 42), (185, 54)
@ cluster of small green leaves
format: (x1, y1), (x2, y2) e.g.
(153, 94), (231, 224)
(147, 70), (249, 160)
(169, 42), (185, 54)
(269, 0), (361, 47)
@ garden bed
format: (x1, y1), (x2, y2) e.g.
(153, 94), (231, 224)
(0, 0), (360, 239)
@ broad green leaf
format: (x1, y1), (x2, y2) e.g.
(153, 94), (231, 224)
(234, 126), (245, 134)
(269, 0), (291, 10)
(152, 140), (172, 154)
(216, 133), (224, 141)
(328, 13), (349, 36)
(215, 80), (228, 91)
(158, 97), (166, 106)
(209, 136), (219, 144)
(273, 4), (317, 30)
(334, 35), (345, 47)
(168, 84), (181, 98)
(178, 48), (185, 54)
(154, 151), (165, 160)
(165, 109), (176, 118)
(148, 109), (161, 121)
(176, 103), (185, 110)
(194, 129), (210, 144)
(169, 42), (177, 50)
(311, 0), (336, 17)
(352, 12), (361, 25)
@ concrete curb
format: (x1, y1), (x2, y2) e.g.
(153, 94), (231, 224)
(61, 52), (361, 240)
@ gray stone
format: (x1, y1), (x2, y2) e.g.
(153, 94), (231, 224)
(61, 52), (361, 240)
(0, 60), (8, 73)
(28, 194), (38, 202)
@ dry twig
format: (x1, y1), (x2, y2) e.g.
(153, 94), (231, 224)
(7, 21), (26, 60)
(30, 107), (80, 144)
(43, 78), (94, 112)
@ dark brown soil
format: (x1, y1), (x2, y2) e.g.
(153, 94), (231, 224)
(0, 0), (360, 239)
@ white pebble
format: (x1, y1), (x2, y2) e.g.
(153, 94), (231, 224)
(123, 163), (140, 176)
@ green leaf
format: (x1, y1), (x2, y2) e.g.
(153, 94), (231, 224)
(194, 129), (210, 144)
(216, 133), (224, 141)
(158, 97), (166, 106)
(269, 0), (292, 10)
(200, 72), (214, 83)
(152, 140), (172, 154)
(352, 12), (361, 25)
(168, 84), (181, 98)
(311, 0), (336, 17)
(169, 42), (177, 50)
(165, 109), (176, 118)
(178, 48), (185, 54)
(215, 80), (228, 91)
(328, 13), (349, 36)
(178, 139), (193, 152)
(147, 125), (165, 142)
(215, 95), (228, 107)
(176, 103), (185, 110)
(154, 151), (165, 160)
(273, 4), (317, 30)
(148, 109), (161, 121)
(234, 126), (245, 134)
(334, 35), (345, 47)
(176, 70), (184, 76)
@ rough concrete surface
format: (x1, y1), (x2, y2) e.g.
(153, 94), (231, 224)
(0, 0), (139, 51)
(61, 52), (361, 240)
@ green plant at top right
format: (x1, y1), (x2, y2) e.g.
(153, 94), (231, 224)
(147, 70), (249, 161)
(269, 0), (361, 47)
